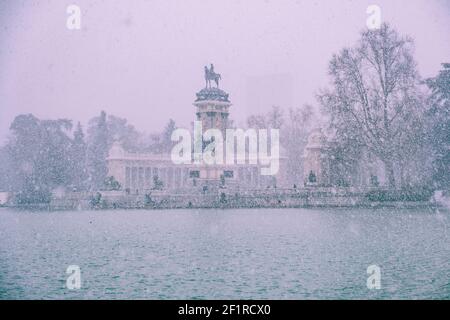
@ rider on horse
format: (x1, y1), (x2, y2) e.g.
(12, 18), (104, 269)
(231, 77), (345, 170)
(204, 64), (221, 88)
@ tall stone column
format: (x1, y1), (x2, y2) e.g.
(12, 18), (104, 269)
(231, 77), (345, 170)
(190, 71), (232, 188)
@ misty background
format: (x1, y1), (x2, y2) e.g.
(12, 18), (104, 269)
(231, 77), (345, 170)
(0, 0), (449, 143)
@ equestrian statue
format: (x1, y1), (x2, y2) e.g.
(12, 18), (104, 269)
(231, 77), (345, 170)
(204, 64), (221, 88)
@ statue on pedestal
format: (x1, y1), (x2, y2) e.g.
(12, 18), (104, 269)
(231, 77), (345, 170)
(204, 63), (221, 88)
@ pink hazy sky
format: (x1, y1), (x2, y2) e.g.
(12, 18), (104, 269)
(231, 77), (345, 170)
(0, 0), (449, 143)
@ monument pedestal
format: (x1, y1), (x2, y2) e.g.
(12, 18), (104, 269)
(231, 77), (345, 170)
(189, 83), (234, 190)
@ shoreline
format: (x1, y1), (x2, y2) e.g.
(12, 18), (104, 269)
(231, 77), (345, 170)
(1, 200), (440, 212)
(2, 187), (446, 212)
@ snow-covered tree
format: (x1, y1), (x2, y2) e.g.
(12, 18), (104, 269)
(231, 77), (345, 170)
(86, 111), (109, 190)
(246, 114), (267, 129)
(7, 114), (73, 203)
(161, 119), (177, 152)
(69, 122), (88, 191)
(0, 146), (14, 191)
(426, 63), (450, 189)
(284, 105), (318, 185)
(319, 23), (426, 188)
(266, 106), (284, 129)
(106, 114), (143, 152)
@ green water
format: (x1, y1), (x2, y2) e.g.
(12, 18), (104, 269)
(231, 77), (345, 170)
(0, 207), (449, 299)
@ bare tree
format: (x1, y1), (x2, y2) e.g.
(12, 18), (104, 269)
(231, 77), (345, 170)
(266, 106), (284, 129)
(246, 114), (267, 129)
(318, 24), (425, 188)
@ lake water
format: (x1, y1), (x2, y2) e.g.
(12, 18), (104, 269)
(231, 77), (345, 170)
(0, 207), (449, 299)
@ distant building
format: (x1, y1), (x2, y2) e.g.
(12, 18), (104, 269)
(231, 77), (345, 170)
(302, 128), (330, 186)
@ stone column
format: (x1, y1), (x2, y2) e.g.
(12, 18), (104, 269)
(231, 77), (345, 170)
(125, 166), (131, 190)
(131, 167), (137, 193)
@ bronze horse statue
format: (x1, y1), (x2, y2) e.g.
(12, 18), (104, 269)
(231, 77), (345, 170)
(204, 64), (221, 88)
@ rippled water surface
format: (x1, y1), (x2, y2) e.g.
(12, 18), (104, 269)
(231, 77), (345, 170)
(0, 207), (449, 299)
